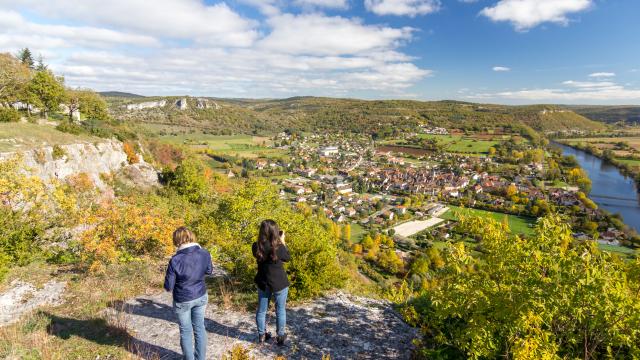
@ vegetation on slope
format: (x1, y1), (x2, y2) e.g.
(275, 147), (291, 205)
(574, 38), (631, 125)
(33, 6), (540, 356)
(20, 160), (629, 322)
(107, 96), (605, 138)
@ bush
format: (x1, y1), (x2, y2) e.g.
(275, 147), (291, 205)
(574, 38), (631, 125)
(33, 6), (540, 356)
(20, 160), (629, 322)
(166, 158), (213, 203)
(407, 214), (640, 359)
(80, 198), (183, 271)
(123, 142), (139, 164)
(0, 107), (20, 122)
(194, 179), (345, 300)
(52, 145), (66, 160)
(55, 121), (84, 135)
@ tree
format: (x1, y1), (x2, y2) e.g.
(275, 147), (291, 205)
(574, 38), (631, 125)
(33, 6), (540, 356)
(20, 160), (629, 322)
(0, 53), (30, 103)
(167, 158), (211, 204)
(65, 89), (109, 122)
(35, 54), (47, 72)
(26, 70), (65, 119)
(407, 214), (640, 359)
(17, 48), (34, 69)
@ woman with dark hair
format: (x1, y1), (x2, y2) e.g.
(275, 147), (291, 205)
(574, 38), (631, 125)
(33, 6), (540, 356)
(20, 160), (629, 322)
(252, 219), (290, 346)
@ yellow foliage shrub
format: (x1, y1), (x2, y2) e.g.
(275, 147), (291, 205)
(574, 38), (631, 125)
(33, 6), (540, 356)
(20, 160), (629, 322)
(81, 198), (182, 271)
(123, 142), (139, 164)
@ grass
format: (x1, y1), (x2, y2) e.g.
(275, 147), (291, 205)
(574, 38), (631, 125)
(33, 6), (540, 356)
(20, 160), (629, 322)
(616, 158), (640, 167)
(598, 244), (636, 259)
(0, 122), (97, 153)
(350, 222), (366, 242)
(416, 134), (499, 154)
(0, 260), (165, 359)
(442, 205), (536, 236)
(159, 133), (285, 159)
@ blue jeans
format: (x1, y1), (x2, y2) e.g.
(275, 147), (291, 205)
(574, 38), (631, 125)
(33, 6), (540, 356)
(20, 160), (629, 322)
(256, 287), (288, 337)
(174, 294), (207, 360)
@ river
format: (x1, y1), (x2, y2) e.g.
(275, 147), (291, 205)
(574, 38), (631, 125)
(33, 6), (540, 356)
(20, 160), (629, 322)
(555, 143), (640, 233)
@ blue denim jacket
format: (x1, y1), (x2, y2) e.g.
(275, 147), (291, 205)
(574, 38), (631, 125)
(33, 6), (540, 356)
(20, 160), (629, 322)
(164, 244), (213, 303)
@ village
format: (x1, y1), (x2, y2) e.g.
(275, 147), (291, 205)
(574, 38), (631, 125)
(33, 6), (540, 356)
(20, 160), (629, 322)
(255, 129), (632, 256)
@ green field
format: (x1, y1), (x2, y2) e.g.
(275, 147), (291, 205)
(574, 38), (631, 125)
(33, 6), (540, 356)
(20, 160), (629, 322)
(416, 134), (500, 154)
(616, 158), (640, 167)
(598, 243), (636, 258)
(159, 133), (285, 158)
(0, 122), (97, 152)
(350, 222), (366, 242)
(442, 205), (536, 236)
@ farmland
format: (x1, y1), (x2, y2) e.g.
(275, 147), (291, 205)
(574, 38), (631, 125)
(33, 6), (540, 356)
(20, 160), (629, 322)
(442, 205), (536, 236)
(158, 133), (286, 159)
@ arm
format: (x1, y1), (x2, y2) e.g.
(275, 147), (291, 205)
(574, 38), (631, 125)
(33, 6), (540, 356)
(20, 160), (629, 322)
(252, 242), (258, 259)
(164, 260), (176, 292)
(205, 252), (213, 276)
(279, 245), (291, 262)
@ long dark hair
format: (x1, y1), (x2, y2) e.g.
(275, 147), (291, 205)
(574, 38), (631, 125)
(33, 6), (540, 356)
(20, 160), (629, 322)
(256, 219), (282, 262)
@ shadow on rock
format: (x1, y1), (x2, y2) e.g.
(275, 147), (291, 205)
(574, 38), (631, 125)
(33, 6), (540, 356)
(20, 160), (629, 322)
(42, 311), (182, 360)
(109, 298), (255, 342)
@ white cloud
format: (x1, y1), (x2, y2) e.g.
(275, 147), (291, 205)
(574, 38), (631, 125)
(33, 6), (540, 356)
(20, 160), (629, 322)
(0, 10), (159, 48)
(588, 72), (616, 78)
(0, 0), (259, 46)
(294, 0), (349, 9)
(365, 0), (441, 17)
(259, 14), (414, 56)
(480, 0), (593, 31)
(0, 3), (431, 97)
(468, 79), (640, 104)
(493, 66), (511, 72)
(562, 80), (618, 89)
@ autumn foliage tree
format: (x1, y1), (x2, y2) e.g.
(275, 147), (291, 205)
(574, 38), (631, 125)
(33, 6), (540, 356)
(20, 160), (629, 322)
(194, 179), (345, 300)
(405, 214), (640, 359)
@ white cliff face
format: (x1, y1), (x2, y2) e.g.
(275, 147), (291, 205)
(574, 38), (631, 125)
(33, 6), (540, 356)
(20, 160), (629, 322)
(175, 98), (188, 110)
(125, 100), (167, 111)
(0, 140), (158, 190)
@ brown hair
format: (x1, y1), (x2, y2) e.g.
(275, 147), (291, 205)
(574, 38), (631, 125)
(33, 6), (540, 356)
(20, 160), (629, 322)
(173, 226), (196, 247)
(256, 219), (281, 262)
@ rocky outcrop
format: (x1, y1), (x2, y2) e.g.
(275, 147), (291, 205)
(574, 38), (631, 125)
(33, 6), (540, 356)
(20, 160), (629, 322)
(0, 140), (159, 190)
(175, 98), (188, 110)
(108, 291), (418, 359)
(125, 100), (167, 111)
(0, 280), (66, 326)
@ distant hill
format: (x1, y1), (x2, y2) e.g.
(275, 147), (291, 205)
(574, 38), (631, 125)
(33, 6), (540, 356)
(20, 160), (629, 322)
(563, 105), (640, 125)
(99, 91), (145, 98)
(106, 96), (605, 136)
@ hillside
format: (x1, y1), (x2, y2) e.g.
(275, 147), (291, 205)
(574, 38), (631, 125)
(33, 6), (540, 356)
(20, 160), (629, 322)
(106, 96), (605, 136)
(565, 105), (640, 125)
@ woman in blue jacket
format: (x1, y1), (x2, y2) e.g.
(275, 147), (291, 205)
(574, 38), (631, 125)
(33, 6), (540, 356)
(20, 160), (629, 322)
(164, 227), (212, 360)
(253, 219), (291, 346)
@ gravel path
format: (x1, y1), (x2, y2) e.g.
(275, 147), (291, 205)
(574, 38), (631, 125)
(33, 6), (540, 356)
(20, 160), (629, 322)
(109, 291), (418, 359)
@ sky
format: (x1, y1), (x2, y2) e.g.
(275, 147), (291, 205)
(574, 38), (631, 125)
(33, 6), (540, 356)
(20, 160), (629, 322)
(0, 0), (639, 105)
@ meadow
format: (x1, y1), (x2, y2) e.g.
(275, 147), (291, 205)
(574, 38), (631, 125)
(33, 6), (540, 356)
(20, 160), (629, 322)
(158, 133), (286, 159)
(0, 122), (97, 152)
(442, 205), (536, 236)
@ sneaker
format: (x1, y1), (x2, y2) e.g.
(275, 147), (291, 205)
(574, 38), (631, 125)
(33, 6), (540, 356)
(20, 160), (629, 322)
(276, 334), (287, 346)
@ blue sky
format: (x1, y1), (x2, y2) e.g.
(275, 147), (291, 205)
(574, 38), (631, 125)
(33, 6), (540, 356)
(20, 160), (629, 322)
(0, 0), (638, 104)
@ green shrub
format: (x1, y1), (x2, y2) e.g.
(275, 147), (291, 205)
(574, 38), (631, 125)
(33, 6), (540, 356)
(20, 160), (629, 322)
(55, 121), (84, 135)
(194, 179), (345, 300)
(0, 209), (44, 280)
(52, 145), (66, 160)
(0, 107), (20, 122)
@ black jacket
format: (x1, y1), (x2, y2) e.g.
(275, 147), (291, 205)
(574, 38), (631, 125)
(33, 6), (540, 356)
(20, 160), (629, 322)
(252, 242), (291, 292)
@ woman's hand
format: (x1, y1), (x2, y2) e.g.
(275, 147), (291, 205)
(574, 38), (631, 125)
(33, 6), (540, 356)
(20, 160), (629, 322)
(280, 231), (286, 245)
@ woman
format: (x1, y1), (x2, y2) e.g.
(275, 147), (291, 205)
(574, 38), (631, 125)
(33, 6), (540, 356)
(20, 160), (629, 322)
(164, 227), (213, 360)
(252, 219), (291, 346)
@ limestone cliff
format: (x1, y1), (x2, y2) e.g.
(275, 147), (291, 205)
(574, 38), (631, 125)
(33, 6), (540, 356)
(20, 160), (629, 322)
(0, 140), (159, 190)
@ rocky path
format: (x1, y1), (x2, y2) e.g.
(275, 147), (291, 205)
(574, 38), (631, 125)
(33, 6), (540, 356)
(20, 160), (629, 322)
(0, 280), (66, 326)
(109, 291), (418, 360)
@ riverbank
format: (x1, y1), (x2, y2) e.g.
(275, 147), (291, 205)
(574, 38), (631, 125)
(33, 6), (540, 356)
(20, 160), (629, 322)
(556, 140), (640, 188)
(554, 143), (640, 239)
